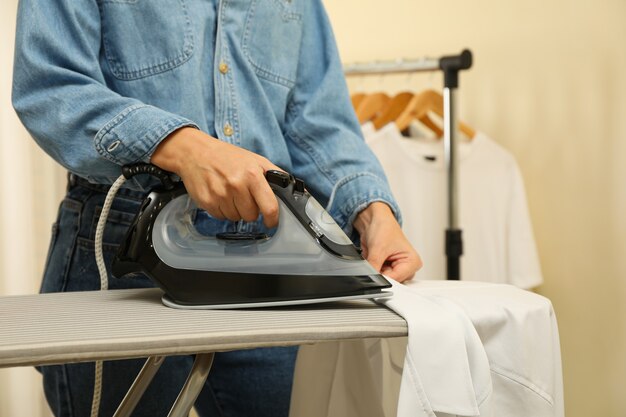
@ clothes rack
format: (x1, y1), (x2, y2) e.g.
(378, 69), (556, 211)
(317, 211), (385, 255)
(344, 50), (473, 280)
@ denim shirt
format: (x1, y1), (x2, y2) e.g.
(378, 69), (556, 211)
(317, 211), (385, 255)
(12, 0), (401, 235)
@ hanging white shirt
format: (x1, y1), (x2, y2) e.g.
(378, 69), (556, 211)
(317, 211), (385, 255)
(364, 123), (542, 289)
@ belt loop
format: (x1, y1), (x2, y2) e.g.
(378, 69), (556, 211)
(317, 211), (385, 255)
(67, 172), (74, 192)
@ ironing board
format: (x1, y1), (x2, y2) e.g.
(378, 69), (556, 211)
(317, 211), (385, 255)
(0, 288), (407, 416)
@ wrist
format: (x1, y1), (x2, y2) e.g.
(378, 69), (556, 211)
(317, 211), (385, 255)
(353, 202), (393, 235)
(150, 126), (204, 174)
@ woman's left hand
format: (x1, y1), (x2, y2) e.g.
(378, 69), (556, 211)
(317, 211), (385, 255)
(353, 202), (422, 282)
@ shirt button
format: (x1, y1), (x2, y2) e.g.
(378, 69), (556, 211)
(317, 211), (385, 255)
(223, 123), (234, 136)
(219, 62), (229, 74)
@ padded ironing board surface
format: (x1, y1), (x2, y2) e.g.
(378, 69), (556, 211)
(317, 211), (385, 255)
(0, 288), (407, 368)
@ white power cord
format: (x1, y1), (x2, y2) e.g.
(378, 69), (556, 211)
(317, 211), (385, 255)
(91, 174), (127, 417)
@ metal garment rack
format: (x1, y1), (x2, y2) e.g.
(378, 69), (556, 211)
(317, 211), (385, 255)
(344, 49), (473, 280)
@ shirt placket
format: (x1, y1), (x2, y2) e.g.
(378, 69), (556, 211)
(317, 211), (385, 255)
(213, 0), (240, 147)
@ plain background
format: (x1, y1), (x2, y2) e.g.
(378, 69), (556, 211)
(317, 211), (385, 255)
(1, 0), (625, 416)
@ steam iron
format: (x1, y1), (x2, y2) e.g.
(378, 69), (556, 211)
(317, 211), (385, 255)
(112, 170), (392, 309)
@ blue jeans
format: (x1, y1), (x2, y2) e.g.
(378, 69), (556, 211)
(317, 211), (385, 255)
(39, 175), (298, 417)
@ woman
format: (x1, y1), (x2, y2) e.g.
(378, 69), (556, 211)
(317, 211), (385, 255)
(12, 0), (421, 415)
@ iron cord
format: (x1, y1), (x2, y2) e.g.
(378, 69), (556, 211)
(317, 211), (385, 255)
(91, 174), (127, 417)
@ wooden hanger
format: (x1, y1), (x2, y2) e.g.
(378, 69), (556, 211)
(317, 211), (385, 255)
(396, 89), (475, 139)
(356, 92), (391, 124)
(371, 91), (414, 130)
(351, 93), (366, 110)
(394, 91), (443, 137)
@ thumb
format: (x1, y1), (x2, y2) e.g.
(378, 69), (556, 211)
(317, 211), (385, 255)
(365, 246), (387, 273)
(381, 259), (414, 282)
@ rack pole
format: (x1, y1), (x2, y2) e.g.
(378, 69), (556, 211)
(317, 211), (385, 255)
(343, 49), (473, 281)
(444, 87), (461, 280)
(440, 50), (472, 280)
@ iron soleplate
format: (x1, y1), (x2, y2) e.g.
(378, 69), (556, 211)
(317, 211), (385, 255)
(161, 290), (393, 310)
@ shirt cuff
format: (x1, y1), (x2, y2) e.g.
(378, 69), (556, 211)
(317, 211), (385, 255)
(325, 172), (402, 242)
(94, 104), (199, 166)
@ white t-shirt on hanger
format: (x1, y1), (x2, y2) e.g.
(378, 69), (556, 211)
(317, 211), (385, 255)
(364, 122), (542, 289)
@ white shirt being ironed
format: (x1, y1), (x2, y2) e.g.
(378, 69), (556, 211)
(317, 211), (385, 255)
(289, 280), (564, 417)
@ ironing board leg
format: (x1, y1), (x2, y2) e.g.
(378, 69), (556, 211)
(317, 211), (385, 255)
(113, 355), (165, 417)
(167, 352), (215, 417)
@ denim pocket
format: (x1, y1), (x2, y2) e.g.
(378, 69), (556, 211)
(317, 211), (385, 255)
(70, 237), (152, 291)
(99, 0), (194, 80)
(72, 236), (119, 292)
(242, 0), (303, 87)
(89, 206), (136, 244)
(68, 203), (151, 291)
(41, 199), (82, 294)
(42, 222), (59, 281)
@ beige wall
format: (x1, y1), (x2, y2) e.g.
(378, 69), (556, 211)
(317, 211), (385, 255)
(324, 0), (626, 415)
(0, 1), (64, 415)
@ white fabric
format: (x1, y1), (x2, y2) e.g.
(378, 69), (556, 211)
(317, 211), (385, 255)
(364, 123), (542, 289)
(290, 281), (564, 417)
(378, 280), (492, 417)
(408, 281), (564, 417)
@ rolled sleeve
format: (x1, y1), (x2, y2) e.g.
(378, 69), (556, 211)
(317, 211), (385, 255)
(326, 172), (402, 241)
(94, 104), (198, 166)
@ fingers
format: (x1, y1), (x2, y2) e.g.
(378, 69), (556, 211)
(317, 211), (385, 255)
(366, 252), (387, 275)
(240, 163), (278, 224)
(360, 238), (369, 260)
(218, 180), (253, 222)
(201, 187), (261, 223)
(369, 254), (418, 282)
(191, 186), (227, 220)
(184, 164), (276, 226)
(368, 251), (417, 283)
(218, 200), (242, 222)
(363, 241), (422, 282)
(166, 132), (282, 226)
(233, 192), (260, 222)
(250, 175), (279, 228)
(381, 259), (417, 283)
(355, 205), (422, 282)
(217, 159), (279, 226)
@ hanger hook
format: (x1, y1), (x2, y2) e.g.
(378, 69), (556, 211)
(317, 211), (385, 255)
(427, 71), (436, 90)
(405, 68), (414, 88)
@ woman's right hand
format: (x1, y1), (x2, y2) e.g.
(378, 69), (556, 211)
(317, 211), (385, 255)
(150, 127), (281, 228)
